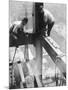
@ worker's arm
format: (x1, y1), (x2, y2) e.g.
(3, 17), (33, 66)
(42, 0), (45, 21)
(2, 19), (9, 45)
(9, 24), (15, 34)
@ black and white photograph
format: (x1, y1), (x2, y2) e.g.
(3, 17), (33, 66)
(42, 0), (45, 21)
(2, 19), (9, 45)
(9, 0), (66, 89)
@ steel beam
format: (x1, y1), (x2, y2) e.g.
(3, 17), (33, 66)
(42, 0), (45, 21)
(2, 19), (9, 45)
(41, 36), (66, 78)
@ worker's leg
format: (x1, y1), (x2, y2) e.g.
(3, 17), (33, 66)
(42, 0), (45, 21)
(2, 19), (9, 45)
(47, 22), (54, 36)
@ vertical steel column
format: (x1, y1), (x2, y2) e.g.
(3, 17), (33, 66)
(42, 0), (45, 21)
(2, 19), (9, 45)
(32, 2), (44, 87)
(34, 37), (42, 87)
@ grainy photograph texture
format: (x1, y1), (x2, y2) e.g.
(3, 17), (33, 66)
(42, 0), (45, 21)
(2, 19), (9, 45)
(9, 0), (66, 89)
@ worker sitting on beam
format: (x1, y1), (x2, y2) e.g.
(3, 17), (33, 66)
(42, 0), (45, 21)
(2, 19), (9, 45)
(9, 17), (28, 47)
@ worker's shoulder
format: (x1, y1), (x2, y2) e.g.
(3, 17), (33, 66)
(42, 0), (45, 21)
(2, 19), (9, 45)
(10, 21), (21, 28)
(43, 9), (55, 21)
(43, 9), (53, 16)
(13, 21), (21, 25)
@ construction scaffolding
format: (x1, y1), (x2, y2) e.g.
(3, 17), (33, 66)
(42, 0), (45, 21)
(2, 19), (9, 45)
(9, 2), (66, 89)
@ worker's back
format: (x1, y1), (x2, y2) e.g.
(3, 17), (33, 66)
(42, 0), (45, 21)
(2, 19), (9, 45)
(43, 9), (55, 24)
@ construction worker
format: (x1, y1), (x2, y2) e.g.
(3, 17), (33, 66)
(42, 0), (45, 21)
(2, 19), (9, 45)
(10, 17), (28, 37)
(9, 17), (28, 47)
(43, 8), (55, 36)
(38, 3), (55, 36)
